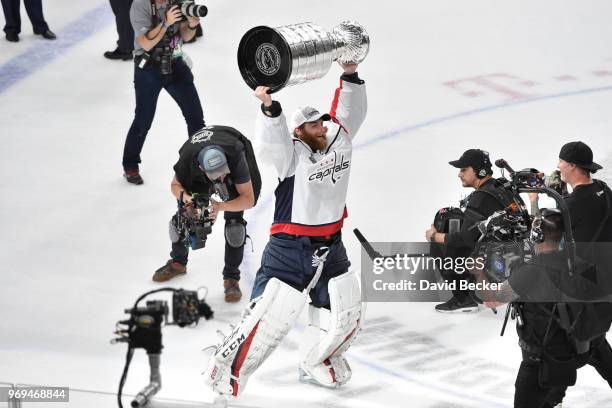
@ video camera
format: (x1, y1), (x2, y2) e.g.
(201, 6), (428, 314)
(475, 208), (533, 284)
(112, 288), (213, 408)
(174, 193), (215, 250)
(494, 159), (567, 195)
(473, 159), (576, 284)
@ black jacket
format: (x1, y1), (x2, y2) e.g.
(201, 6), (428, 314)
(445, 178), (516, 252)
(173, 126), (262, 202)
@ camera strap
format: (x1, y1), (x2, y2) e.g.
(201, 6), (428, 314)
(149, 0), (159, 26)
(589, 179), (612, 243)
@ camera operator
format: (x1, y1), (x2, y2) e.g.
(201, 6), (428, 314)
(529, 141), (612, 404)
(473, 209), (590, 408)
(153, 126), (261, 303)
(122, 0), (205, 184)
(530, 141), (612, 244)
(425, 149), (517, 313)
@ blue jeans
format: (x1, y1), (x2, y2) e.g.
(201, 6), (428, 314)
(122, 58), (204, 171)
(250, 234), (350, 308)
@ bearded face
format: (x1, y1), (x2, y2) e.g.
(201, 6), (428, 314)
(295, 120), (328, 151)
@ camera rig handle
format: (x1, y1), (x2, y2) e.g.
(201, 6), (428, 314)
(517, 185), (576, 274)
(495, 158), (576, 273)
(494, 158), (515, 174)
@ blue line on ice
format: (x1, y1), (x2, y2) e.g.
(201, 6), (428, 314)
(0, 3), (113, 94)
(354, 84), (612, 150)
(234, 86), (612, 405)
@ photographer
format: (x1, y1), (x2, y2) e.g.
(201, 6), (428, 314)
(153, 126), (261, 303)
(474, 209), (588, 408)
(425, 149), (516, 313)
(122, 0), (205, 184)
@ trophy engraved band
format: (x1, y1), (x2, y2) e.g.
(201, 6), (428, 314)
(237, 21), (370, 93)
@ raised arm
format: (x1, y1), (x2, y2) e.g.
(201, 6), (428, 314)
(329, 63), (368, 141)
(254, 86), (296, 180)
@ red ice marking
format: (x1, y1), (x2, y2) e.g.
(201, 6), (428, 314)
(593, 70), (612, 77)
(555, 75), (577, 81)
(444, 73), (538, 100)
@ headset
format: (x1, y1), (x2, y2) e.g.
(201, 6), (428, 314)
(530, 208), (564, 244)
(476, 150), (492, 179)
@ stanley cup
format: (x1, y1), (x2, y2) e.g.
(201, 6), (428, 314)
(237, 21), (370, 93)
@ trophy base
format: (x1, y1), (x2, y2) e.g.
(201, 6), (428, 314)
(237, 26), (292, 93)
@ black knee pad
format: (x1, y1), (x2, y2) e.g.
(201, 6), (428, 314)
(225, 218), (247, 248)
(169, 214), (181, 243)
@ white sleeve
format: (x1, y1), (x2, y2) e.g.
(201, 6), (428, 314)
(330, 79), (368, 142)
(254, 109), (296, 181)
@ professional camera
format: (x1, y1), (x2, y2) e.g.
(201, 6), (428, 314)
(150, 29), (176, 75)
(151, 1), (207, 75)
(473, 159), (576, 284)
(495, 160), (568, 196)
(475, 208), (533, 283)
(112, 288), (213, 408)
(169, 0), (208, 19)
(174, 193), (215, 250)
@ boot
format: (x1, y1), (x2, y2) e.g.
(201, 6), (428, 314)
(223, 278), (242, 303)
(104, 47), (133, 61)
(153, 260), (186, 282)
(124, 169), (144, 185)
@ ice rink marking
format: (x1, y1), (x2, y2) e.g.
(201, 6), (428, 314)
(239, 82), (612, 406)
(0, 2), (113, 94)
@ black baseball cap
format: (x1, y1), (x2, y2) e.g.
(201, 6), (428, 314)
(559, 141), (602, 173)
(449, 149), (492, 173)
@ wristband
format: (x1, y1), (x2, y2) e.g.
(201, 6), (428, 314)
(162, 21), (169, 30)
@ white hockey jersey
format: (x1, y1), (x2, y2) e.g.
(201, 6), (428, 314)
(255, 76), (367, 236)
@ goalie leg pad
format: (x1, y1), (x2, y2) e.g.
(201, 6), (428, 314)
(299, 270), (362, 387)
(204, 278), (306, 396)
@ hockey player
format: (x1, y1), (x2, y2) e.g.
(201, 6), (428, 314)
(203, 62), (367, 396)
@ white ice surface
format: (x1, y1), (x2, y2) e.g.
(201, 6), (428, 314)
(1, 0), (612, 407)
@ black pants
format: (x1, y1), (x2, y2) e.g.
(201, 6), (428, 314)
(1, 0), (48, 34)
(432, 244), (474, 303)
(514, 354), (564, 408)
(171, 211), (244, 281)
(122, 58), (204, 171)
(550, 337), (612, 400)
(109, 0), (133, 52)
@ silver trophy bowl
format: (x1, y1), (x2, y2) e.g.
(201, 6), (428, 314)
(237, 21), (370, 93)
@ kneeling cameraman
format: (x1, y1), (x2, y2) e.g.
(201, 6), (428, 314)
(153, 126), (261, 303)
(475, 209), (592, 408)
(425, 149), (517, 313)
